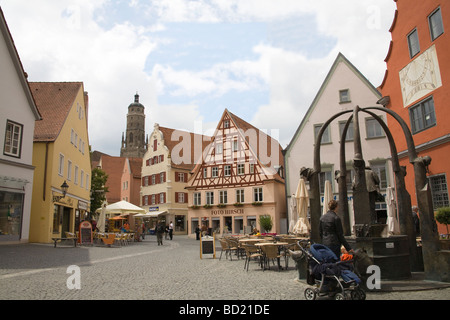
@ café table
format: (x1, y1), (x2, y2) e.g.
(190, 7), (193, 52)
(255, 242), (289, 271)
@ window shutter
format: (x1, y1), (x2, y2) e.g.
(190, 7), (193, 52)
(184, 192), (188, 203)
(184, 173), (188, 182)
(175, 172), (179, 182)
(175, 192), (179, 203)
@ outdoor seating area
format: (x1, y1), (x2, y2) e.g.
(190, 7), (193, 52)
(93, 232), (136, 247)
(218, 234), (308, 272)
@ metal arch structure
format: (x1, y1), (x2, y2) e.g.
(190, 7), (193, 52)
(308, 105), (447, 281)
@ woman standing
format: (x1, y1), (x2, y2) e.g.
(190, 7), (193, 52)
(319, 200), (353, 258)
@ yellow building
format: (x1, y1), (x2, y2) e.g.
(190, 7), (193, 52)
(29, 82), (91, 243)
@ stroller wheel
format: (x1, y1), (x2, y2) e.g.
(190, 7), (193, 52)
(351, 288), (366, 300)
(334, 293), (348, 300)
(304, 288), (317, 300)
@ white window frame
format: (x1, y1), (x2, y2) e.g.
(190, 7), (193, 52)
(253, 187), (263, 202)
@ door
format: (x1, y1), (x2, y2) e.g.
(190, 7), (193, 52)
(61, 207), (71, 237)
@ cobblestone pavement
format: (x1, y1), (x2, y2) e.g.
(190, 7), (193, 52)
(1, 235), (449, 301)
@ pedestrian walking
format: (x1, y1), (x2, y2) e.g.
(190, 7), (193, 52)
(155, 221), (164, 246)
(169, 221), (174, 240)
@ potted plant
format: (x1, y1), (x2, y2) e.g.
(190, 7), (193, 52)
(252, 201), (263, 206)
(203, 204), (212, 209)
(259, 215), (273, 233)
(436, 207), (450, 239)
(233, 202), (243, 207)
(217, 203), (227, 208)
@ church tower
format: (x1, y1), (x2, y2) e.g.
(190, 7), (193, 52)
(120, 93), (148, 158)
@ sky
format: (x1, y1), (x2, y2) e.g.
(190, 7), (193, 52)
(0, 0), (397, 156)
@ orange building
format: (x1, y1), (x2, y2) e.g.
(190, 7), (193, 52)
(379, 0), (450, 235)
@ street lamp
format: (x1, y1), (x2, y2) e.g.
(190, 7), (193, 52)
(53, 180), (69, 202)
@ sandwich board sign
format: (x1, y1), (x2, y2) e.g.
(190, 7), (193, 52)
(200, 234), (215, 259)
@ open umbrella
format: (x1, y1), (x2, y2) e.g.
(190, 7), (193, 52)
(292, 178), (310, 235)
(386, 186), (399, 235)
(322, 180), (333, 215)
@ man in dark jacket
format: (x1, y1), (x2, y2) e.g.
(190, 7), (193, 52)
(319, 200), (352, 258)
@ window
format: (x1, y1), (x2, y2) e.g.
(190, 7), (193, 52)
(224, 165), (231, 176)
(237, 164), (245, 175)
(177, 193), (184, 203)
(366, 117), (384, 138)
(193, 192), (201, 206)
(151, 194), (156, 205)
(253, 187), (263, 202)
(160, 172), (165, 183)
(407, 29), (420, 58)
(216, 143), (223, 154)
(206, 191), (214, 205)
(177, 172), (185, 182)
(430, 174), (449, 209)
(203, 168), (207, 178)
(212, 167), (219, 178)
(85, 174), (89, 190)
(224, 120), (230, 128)
(409, 97), (436, 134)
(314, 124), (331, 144)
(250, 163), (255, 174)
(74, 166), (79, 185)
(236, 189), (245, 203)
(4, 120), (23, 158)
(339, 89), (351, 103)
(219, 190), (228, 204)
(67, 160), (72, 181)
(159, 193), (165, 204)
(152, 175), (156, 185)
(58, 154), (64, 176)
(80, 170), (84, 188)
(319, 171), (332, 194)
(232, 139), (239, 152)
(371, 162), (388, 190)
(429, 7), (444, 41)
(338, 121), (354, 141)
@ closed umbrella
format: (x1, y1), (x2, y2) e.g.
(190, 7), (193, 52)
(322, 180), (333, 215)
(293, 178), (310, 235)
(289, 194), (297, 233)
(386, 186), (399, 235)
(97, 200), (107, 233)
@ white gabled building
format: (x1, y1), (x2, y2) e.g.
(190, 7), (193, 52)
(284, 53), (394, 233)
(0, 8), (41, 243)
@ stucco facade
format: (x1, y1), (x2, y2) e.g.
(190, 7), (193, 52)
(285, 53), (394, 233)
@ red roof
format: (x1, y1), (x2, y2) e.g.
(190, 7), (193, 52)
(30, 82), (83, 141)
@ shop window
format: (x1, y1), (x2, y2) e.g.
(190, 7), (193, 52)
(0, 192), (23, 240)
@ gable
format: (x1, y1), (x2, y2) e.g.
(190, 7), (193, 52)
(285, 52), (381, 156)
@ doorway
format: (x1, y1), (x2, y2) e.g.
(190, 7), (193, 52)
(61, 207), (71, 237)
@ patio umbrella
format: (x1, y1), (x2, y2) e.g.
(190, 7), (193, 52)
(97, 200), (107, 232)
(292, 178), (310, 235)
(288, 194), (297, 233)
(322, 180), (333, 215)
(386, 186), (399, 235)
(97, 200), (146, 215)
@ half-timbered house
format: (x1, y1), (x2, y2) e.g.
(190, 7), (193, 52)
(186, 109), (286, 237)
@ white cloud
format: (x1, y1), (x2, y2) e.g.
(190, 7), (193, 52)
(0, 0), (396, 156)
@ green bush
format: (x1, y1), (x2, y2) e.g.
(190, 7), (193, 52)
(259, 215), (273, 233)
(436, 207), (450, 236)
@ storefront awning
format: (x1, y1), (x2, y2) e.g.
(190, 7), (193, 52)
(134, 211), (167, 218)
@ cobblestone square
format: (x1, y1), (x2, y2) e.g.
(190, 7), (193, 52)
(1, 236), (449, 302)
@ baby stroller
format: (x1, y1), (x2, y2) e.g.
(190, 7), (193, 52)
(298, 241), (366, 300)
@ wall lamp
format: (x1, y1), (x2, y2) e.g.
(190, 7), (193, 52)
(53, 180), (69, 202)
